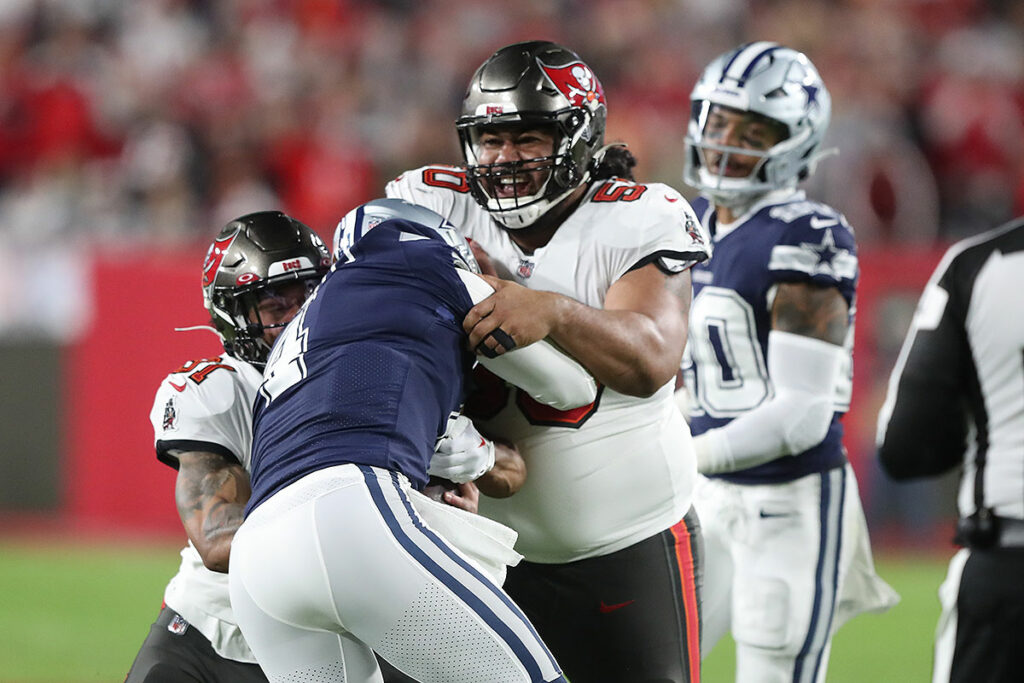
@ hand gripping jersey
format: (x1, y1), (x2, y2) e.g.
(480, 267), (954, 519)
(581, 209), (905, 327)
(682, 189), (858, 484)
(387, 166), (711, 563)
(148, 354), (264, 663)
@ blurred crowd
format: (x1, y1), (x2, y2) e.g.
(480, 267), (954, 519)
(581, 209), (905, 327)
(1, 0), (1022, 252)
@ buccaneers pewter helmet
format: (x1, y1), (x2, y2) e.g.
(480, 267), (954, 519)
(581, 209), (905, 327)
(456, 41), (607, 229)
(683, 42), (832, 206)
(332, 198), (480, 274)
(202, 211), (330, 365)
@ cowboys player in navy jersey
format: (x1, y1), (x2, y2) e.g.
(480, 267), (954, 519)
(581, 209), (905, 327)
(677, 42), (898, 682)
(228, 199), (598, 683)
(877, 217), (1024, 683)
(127, 211), (329, 682)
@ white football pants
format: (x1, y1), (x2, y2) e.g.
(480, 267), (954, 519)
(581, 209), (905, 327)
(694, 463), (897, 683)
(229, 464), (565, 683)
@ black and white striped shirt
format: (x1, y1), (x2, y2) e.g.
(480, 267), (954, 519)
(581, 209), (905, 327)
(876, 217), (1024, 520)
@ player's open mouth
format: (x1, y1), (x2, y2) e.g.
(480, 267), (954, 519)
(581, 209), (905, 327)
(709, 157), (751, 178)
(492, 175), (534, 199)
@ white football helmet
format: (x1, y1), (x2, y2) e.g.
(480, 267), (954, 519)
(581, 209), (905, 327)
(683, 42), (832, 206)
(332, 198), (480, 274)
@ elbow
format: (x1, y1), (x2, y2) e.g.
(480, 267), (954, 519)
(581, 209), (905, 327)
(195, 537), (233, 573)
(545, 376), (598, 409)
(781, 396), (833, 455)
(200, 550), (230, 574)
(608, 361), (677, 398)
(877, 442), (929, 481)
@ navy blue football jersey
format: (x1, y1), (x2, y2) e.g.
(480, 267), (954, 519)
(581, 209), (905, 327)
(681, 191), (858, 483)
(247, 219), (475, 512)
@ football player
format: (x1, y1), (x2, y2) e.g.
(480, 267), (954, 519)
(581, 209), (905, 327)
(126, 211), (330, 682)
(877, 217), (1024, 683)
(678, 42), (898, 681)
(385, 41), (709, 683)
(228, 198), (599, 683)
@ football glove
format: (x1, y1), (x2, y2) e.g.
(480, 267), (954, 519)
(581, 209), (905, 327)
(428, 415), (495, 484)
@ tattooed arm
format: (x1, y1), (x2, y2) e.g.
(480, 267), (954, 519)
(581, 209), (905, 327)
(692, 282), (849, 474)
(771, 282), (849, 345)
(174, 450), (252, 573)
(464, 264), (691, 397)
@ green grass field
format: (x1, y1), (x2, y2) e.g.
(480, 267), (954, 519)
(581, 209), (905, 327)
(0, 539), (947, 682)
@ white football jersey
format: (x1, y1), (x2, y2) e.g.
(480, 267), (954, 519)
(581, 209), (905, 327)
(148, 353), (263, 662)
(387, 166), (711, 562)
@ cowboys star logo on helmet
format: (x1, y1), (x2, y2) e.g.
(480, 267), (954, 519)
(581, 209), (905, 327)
(683, 41), (834, 208)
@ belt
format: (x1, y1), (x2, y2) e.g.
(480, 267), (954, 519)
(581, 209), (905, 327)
(996, 517), (1024, 548)
(955, 513), (1024, 549)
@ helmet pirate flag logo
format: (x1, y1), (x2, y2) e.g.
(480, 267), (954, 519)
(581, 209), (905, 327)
(538, 60), (606, 111)
(202, 231), (239, 287)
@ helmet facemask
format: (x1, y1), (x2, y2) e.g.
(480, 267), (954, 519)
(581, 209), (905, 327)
(456, 41), (607, 230)
(202, 211), (330, 368)
(683, 42), (833, 209)
(211, 278), (319, 365)
(458, 109), (595, 229)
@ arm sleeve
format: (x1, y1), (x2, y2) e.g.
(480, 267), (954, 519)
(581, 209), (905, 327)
(875, 265), (971, 480)
(694, 330), (845, 474)
(456, 269), (598, 410)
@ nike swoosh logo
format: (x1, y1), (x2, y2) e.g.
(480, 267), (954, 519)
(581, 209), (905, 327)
(599, 599), (635, 614)
(169, 381), (187, 392)
(758, 510), (793, 519)
(809, 217), (839, 228)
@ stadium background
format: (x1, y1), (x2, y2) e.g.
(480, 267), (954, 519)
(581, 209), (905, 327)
(0, 0), (1022, 679)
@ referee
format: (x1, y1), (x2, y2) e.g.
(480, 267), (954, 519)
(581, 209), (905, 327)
(876, 216), (1024, 683)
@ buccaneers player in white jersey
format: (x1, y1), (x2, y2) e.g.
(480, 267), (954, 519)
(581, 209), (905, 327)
(126, 212), (331, 682)
(388, 41), (710, 683)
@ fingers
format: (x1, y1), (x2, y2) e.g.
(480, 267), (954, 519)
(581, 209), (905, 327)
(476, 328), (517, 358)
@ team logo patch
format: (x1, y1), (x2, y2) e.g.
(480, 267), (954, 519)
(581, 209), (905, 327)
(684, 217), (704, 245)
(516, 258), (535, 279)
(162, 396), (178, 431)
(202, 230), (239, 286)
(167, 613), (189, 636)
(538, 60), (606, 111)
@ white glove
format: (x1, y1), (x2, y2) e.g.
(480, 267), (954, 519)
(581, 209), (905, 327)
(429, 415), (495, 484)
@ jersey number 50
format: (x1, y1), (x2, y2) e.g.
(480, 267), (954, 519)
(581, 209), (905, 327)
(682, 287), (771, 418)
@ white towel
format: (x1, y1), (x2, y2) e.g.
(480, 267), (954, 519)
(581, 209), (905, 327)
(408, 488), (523, 586)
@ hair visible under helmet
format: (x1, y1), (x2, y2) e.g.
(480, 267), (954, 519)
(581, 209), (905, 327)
(202, 211), (330, 367)
(683, 41), (832, 208)
(332, 198), (480, 274)
(456, 40), (608, 230)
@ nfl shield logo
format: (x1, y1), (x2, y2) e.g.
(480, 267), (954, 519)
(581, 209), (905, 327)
(516, 258), (535, 279)
(168, 613), (189, 635)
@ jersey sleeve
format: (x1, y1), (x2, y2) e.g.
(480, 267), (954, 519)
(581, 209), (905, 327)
(875, 247), (971, 479)
(766, 207), (858, 305)
(385, 166), (476, 226)
(594, 180), (711, 282)
(455, 270), (598, 410)
(148, 360), (253, 471)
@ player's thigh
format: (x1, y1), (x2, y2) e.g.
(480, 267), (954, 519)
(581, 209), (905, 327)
(125, 607), (267, 683)
(315, 465), (564, 683)
(125, 609), (255, 683)
(506, 516), (702, 683)
(947, 548), (1024, 683)
(233, 578), (382, 682)
(731, 468), (845, 655)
